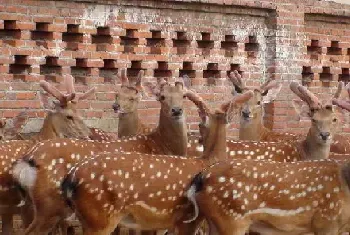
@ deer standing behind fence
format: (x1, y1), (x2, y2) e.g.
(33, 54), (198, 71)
(12, 78), (201, 234)
(185, 158), (350, 235)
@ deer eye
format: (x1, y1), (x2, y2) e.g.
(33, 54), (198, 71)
(129, 98), (135, 101)
(66, 115), (73, 120)
(159, 95), (165, 101)
(333, 118), (337, 123)
(257, 101), (261, 105)
(311, 118), (316, 123)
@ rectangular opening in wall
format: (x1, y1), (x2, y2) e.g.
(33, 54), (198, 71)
(92, 27), (113, 51)
(228, 64), (243, 76)
(71, 58), (92, 85)
(62, 24), (84, 51)
(197, 32), (214, 56)
(154, 61), (172, 78)
(31, 22), (54, 46)
(179, 61), (195, 79)
(302, 66), (314, 85)
(10, 55), (31, 80)
(173, 31), (190, 55)
(40, 56), (62, 82)
(120, 29), (139, 53)
(126, 61), (143, 81)
(100, 59), (118, 83)
(0, 20), (21, 42)
(245, 36), (259, 52)
(339, 68), (350, 84)
(320, 66), (332, 83)
(221, 35), (238, 57)
(204, 63), (220, 85)
(307, 39), (322, 60)
(327, 41), (342, 55)
(146, 30), (165, 54)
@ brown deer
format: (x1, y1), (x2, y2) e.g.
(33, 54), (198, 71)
(229, 70), (350, 154)
(185, 158), (350, 235)
(12, 78), (202, 234)
(58, 91), (254, 235)
(0, 112), (29, 141)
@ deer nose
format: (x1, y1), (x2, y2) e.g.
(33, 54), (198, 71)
(320, 132), (330, 140)
(171, 107), (183, 117)
(112, 103), (120, 112)
(242, 110), (251, 119)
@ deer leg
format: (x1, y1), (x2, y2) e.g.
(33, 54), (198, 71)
(24, 214), (60, 235)
(2, 213), (14, 235)
(209, 217), (250, 235)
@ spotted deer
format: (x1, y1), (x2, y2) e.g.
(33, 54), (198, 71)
(57, 91), (254, 235)
(12, 79), (203, 234)
(186, 158), (350, 235)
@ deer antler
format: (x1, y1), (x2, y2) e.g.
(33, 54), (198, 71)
(290, 82), (320, 109)
(333, 81), (344, 99)
(184, 90), (210, 118)
(134, 70), (144, 92)
(76, 87), (96, 101)
(65, 75), (76, 95)
(221, 90), (254, 113)
(332, 82), (350, 111)
(228, 71), (246, 94)
(260, 78), (279, 95)
(39, 80), (66, 104)
(119, 69), (129, 86)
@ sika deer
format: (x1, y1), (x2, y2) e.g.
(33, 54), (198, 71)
(59, 91), (254, 235)
(12, 79), (202, 234)
(186, 158), (350, 235)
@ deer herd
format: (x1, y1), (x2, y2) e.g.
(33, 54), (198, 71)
(0, 69), (347, 235)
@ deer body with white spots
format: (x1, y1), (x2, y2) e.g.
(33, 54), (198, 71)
(12, 80), (207, 234)
(59, 91), (254, 235)
(186, 159), (350, 235)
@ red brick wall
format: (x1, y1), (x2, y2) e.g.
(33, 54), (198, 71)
(0, 0), (349, 137)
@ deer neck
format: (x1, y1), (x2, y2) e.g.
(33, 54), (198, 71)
(203, 121), (227, 162)
(239, 117), (267, 141)
(36, 113), (56, 140)
(301, 132), (330, 160)
(152, 108), (188, 156)
(118, 111), (140, 138)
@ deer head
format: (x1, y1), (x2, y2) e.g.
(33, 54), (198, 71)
(228, 71), (282, 140)
(38, 75), (95, 140)
(185, 89), (254, 160)
(112, 69), (144, 116)
(0, 112), (29, 140)
(291, 81), (343, 147)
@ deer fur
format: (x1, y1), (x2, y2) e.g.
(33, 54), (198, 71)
(186, 158), (350, 235)
(58, 91), (254, 235)
(12, 80), (205, 234)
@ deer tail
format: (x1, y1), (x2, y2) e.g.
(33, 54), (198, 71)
(61, 173), (78, 210)
(184, 172), (204, 223)
(12, 158), (39, 191)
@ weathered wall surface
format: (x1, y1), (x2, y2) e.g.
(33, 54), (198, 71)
(0, 0), (349, 136)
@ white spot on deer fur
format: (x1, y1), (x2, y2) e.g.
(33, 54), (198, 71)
(218, 177), (226, 183)
(129, 184), (134, 191)
(247, 207), (305, 217)
(333, 187), (340, 193)
(125, 172), (129, 179)
(150, 164), (154, 169)
(330, 202), (335, 209)
(207, 186), (213, 193)
(71, 154), (75, 159)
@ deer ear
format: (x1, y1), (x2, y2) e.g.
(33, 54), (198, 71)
(262, 83), (282, 104)
(38, 91), (55, 110)
(12, 111), (29, 131)
(142, 82), (160, 98)
(292, 99), (311, 120)
(0, 120), (6, 128)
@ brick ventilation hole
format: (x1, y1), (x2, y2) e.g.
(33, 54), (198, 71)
(320, 66), (332, 83)
(173, 31), (190, 55)
(62, 24), (84, 51)
(0, 20), (21, 44)
(127, 61), (143, 82)
(339, 68), (350, 84)
(40, 57), (62, 83)
(100, 59), (119, 83)
(204, 63), (220, 85)
(120, 29), (139, 53)
(71, 58), (92, 85)
(10, 55), (31, 81)
(31, 22), (54, 47)
(221, 35), (238, 57)
(307, 39), (322, 60)
(228, 64), (243, 76)
(302, 66), (314, 85)
(154, 61), (172, 79)
(92, 27), (113, 51)
(327, 41), (342, 55)
(245, 35), (259, 58)
(180, 62), (195, 79)
(146, 30), (165, 54)
(197, 32), (214, 56)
